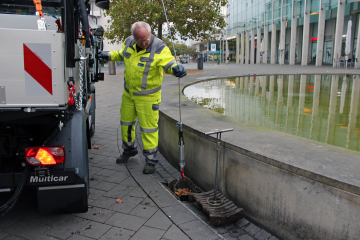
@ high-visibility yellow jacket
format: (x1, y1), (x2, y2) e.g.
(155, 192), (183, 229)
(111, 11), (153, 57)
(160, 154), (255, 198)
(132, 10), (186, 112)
(110, 35), (178, 100)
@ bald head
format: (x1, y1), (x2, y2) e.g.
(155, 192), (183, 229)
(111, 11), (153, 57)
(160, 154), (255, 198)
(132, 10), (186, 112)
(132, 22), (152, 49)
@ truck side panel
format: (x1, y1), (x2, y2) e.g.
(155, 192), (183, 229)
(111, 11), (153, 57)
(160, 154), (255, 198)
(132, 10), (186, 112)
(49, 111), (89, 180)
(0, 28), (67, 107)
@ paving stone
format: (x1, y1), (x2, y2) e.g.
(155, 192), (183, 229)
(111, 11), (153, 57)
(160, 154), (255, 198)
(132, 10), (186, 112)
(178, 220), (219, 240)
(3, 235), (26, 240)
(89, 175), (107, 188)
(104, 172), (130, 184)
(89, 166), (103, 175)
(67, 234), (94, 240)
(239, 234), (255, 240)
(89, 196), (116, 209)
(159, 173), (172, 180)
(227, 227), (246, 237)
(92, 181), (118, 191)
(0, 232), (9, 240)
(34, 235), (59, 240)
(209, 225), (228, 235)
(268, 236), (279, 240)
(109, 195), (143, 213)
(220, 233), (239, 240)
(223, 223), (237, 230)
(77, 221), (112, 239)
(130, 226), (165, 240)
(131, 172), (155, 183)
(235, 218), (250, 228)
(162, 204), (197, 225)
(98, 226), (134, 240)
(244, 223), (261, 236)
(99, 162), (129, 172)
(35, 214), (69, 227)
(182, 202), (209, 222)
(128, 204), (158, 218)
(148, 191), (179, 208)
(105, 212), (147, 231)
(89, 149), (119, 158)
(94, 169), (117, 177)
(46, 216), (90, 239)
(254, 229), (272, 240)
(103, 184), (135, 199)
(127, 186), (147, 198)
(144, 210), (172, 230)
(162, 224), (190, 240)
(3, 219), (50, 240)
(0, 215), (23, 230)
(73, 206), (115, 223)
(152, 172), (165, 182)
(88, 154), (106, 163)
(138, 179), (164, 193)
(119, 177), (138, 187)
(89, 188), (106, 200)
(128, 161), (144, 171)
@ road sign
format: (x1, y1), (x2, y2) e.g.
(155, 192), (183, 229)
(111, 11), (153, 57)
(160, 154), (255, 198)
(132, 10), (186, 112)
(211, 44), (216, 52)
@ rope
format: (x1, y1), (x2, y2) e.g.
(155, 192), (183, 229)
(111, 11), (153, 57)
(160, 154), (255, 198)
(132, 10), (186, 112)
(160, 0), (182, 123)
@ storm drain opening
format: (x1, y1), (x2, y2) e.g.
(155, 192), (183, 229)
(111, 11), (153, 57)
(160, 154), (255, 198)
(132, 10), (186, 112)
(162, 177), (202, 201)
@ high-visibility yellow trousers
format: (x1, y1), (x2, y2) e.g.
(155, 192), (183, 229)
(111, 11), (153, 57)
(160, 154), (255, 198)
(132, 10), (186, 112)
(120, 92), (161, 165)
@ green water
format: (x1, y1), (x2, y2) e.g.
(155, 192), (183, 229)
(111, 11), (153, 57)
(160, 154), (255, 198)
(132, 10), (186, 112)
(183, 75), (360, 152)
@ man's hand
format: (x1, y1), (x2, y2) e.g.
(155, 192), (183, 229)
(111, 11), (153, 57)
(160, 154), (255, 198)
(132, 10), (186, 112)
(172, 65), (187, 78)
(96, 51), (111, 61)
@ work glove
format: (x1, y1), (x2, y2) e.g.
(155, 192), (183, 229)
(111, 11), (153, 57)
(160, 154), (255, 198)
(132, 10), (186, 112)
(172, 65), (187, 78)
(96, 51), (111, 61)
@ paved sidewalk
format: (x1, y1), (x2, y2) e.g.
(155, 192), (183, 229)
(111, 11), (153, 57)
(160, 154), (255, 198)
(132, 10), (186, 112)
(2, 62), (355, 240)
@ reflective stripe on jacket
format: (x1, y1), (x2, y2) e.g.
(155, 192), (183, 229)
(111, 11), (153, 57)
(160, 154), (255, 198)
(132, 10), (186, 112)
(109, 35), (178, 99)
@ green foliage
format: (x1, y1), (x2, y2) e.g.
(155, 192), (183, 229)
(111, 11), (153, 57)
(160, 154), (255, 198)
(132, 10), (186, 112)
(161, 38), (199, 58)
(104, 0), (228, 44)
(186, 46), (199, 58)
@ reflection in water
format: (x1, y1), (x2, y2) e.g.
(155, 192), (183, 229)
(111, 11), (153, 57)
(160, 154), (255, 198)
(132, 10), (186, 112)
(184, 75), (360, 152)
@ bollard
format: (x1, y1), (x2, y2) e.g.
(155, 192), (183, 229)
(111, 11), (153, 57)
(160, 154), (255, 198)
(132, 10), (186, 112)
(197, 56), (203, 70)
(108, 61), (116, 75)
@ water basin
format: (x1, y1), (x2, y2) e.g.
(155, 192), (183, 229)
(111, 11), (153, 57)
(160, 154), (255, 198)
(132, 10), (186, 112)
(184, 74), (360, 152)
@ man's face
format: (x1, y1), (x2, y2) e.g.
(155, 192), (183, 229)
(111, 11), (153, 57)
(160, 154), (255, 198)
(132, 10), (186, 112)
(134, 27), (151, 49)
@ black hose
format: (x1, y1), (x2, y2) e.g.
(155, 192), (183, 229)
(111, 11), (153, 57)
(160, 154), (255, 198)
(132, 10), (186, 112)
(0, 165), (30, 218)
(77, 0), (90, 49)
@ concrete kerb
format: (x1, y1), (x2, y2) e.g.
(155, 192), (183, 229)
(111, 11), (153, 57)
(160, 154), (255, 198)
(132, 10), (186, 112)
(159, 109), (360, 197)
(168, 71), (360, 197)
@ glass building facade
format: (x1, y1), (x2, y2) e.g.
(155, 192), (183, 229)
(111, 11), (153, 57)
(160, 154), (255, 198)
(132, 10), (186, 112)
(224, 0), (360, 66)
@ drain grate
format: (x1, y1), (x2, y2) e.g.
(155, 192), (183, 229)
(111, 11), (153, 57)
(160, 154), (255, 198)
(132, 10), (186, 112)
(189, 189), (244, 226)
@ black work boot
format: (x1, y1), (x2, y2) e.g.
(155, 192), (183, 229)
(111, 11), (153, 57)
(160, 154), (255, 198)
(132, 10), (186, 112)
(143, 163), (155, 174)
(116, 151), (137, 163)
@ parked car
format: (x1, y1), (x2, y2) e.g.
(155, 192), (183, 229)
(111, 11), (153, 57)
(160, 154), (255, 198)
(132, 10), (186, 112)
(180, 58), (188, 64)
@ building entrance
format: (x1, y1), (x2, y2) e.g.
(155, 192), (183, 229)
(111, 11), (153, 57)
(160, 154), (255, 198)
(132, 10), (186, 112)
(323, 41), (333, 64)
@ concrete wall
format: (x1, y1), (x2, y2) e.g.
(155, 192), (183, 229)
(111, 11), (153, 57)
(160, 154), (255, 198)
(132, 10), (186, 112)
(159, 112), (360, 240)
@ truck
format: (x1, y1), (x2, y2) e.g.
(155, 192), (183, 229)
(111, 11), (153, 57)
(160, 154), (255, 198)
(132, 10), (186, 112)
(0, 0), (108, 216)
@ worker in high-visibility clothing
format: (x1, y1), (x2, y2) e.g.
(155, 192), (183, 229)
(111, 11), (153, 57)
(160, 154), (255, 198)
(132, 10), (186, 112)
(98, 21), (187, 174)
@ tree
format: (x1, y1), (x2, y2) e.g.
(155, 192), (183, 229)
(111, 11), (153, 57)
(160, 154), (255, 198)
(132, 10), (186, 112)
(186, 46), (199, 59)
(104, 0), (228, 43)
(162, 38), (198, 59)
